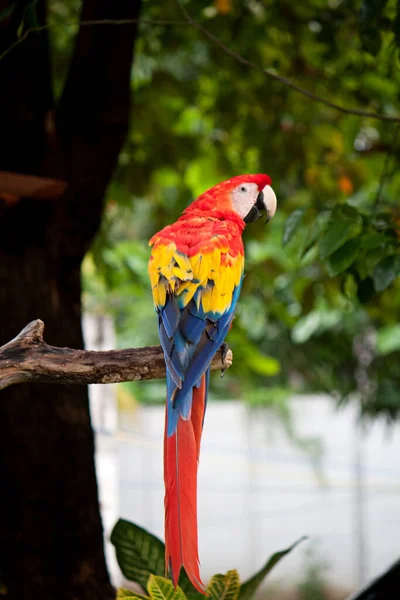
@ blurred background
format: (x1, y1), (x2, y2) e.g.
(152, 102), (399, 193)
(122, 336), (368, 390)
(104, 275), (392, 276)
(78, 0), (400, 597)
(1, 0), (400, 598)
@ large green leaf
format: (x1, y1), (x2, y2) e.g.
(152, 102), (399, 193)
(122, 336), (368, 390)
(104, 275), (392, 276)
(147, 575), (187, 600)
(110, 520), (165, 590)
(207, 570), (240, 600)
(319, 216), (363, 259)
(238, 537), (307, 600)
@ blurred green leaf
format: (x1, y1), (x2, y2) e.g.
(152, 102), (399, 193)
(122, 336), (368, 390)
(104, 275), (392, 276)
(246, 349), (281, 376)
(282, 209), (305, 247)
(326, 238), (360, 276)
(292, 312), (320, 344)
(319, 216), (363, 259)
(358, 0), (388, 55)
(344, 274), (358, 300)
(292, 308), (342, 344)
(239, 537), (307, 600)
(376, 324), (400, 355)
(373, 255), (400, 292)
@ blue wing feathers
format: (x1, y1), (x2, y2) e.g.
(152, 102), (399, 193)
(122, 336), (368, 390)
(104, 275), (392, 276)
(161, 297), (181, 338)
(180, 312), (205, 346)
(158, 318), (182, 386)
(161, 279), (242, 438)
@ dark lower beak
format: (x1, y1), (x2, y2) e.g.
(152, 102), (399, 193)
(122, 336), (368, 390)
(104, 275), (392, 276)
(243, 191), (267, 224)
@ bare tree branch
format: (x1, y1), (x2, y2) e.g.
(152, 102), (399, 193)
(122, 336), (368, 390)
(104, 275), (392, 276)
(0, 171), (67, 199)
(0, 320), (233, 392)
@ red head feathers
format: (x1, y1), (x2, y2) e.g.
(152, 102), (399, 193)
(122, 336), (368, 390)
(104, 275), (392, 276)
(182, 173), (276, 224)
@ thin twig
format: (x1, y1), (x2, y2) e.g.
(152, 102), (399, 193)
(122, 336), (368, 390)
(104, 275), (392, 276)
(0, 18), (187, 62)
(177, 2), (400, 124)
(0, 320), (232, 392)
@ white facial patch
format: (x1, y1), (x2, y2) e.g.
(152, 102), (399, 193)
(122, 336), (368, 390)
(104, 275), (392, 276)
(231, 182), (260, 219)
(262, 185), (277, 219)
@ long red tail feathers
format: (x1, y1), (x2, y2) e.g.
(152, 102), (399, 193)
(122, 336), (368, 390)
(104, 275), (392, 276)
(164, 375), (207, 594)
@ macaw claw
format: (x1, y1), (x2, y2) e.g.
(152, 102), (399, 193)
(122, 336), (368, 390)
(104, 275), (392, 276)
(220, 342), (232, 377)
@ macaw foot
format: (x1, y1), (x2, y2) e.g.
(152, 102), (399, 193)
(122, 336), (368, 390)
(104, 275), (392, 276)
(219, 342), (233, 377)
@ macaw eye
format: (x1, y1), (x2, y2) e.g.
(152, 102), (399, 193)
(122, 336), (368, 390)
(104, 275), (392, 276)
(240, 186), (247, 192)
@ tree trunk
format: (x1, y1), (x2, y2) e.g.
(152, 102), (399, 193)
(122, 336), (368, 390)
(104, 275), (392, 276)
(0, 1), (141, 598)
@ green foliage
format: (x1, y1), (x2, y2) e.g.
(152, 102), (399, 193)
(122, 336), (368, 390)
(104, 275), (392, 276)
(42, 0), (400, 418)
(318, 210), (362, 260)
(111, 520), (304, 600)
(376, 323), (400, 354)
(117, 588), (149, 600)
(117, 576), (186, 600)
(373, 254), (400, 291)
(208, 571), (240, 600)
(238, 537), (307, 600)
(359, 0), (390, 55)
(110, 520), (165, 591)
(147, 576), (186, 600)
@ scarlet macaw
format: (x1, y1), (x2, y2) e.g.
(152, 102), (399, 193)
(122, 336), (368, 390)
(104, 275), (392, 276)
(148, 175), (277, 592)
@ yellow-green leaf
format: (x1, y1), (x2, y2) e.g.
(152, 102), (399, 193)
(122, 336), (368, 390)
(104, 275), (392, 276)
(248, 352), (280, 376)
(207, 570), (240, 600)
(147, 575), (187, 600)
(117, 588), (150, 600)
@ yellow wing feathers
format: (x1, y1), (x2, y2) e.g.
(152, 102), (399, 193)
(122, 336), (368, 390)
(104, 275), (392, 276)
(148, 241), (243, 315)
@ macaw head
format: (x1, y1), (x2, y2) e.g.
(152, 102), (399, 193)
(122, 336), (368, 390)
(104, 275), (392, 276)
(187, 174), (277, 225)
(228, 174), (277, 224)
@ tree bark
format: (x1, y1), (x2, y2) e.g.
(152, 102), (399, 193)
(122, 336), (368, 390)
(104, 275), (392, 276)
(0, 320), (233, 390)
(0, 1), (141, 599)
